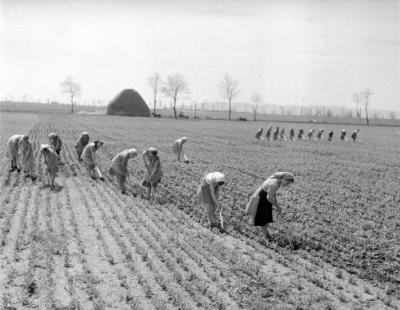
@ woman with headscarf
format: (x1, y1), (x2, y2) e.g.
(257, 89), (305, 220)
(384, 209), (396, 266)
(82, 140), (105, 181)
(327, 130), (334, 142)
(265, 126), (273, 141)
(6, 134), (24, 172)
(172, 137), (189, 163)
(196, 172), (226, 230)
(19, 135), (36, 180)
(351, 129), (360, 142)
(142, 147), (163, 201)
(289, 128), (295, 141)
(48, 132), (62, 160)
(40, 144), (59, 189)
(297, 129), (306, 141)
(245, 172), (294, 240)
(307, 129), (315, 141)
(109, 148), (138, 194)
(317, 129), (325, 141)
(273, 126), (280, 141)
(74, 132), (90, 162)
(279, 127), (287, 141)
(340, 129), (347, 142)
(255, 128), (263, 140)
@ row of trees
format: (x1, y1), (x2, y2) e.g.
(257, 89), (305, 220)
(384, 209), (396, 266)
(147, 73), (242, 120)
(60, 75), (376, 125)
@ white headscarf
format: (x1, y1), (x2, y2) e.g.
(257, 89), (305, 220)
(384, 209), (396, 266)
(271, 172), (294, 182)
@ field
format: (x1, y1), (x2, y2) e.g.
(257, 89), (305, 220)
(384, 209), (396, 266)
(1, 111), (399, 310)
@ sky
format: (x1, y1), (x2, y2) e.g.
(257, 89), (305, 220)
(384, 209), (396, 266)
(0, 0), (399, 110)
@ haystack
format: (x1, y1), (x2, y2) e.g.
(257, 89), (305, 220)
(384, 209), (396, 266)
(107, 89), (150, 117)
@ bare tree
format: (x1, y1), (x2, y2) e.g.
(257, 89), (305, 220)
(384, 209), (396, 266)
(360, 89), (373, 125)
(218, 74), (240, 120)
(147, 73), (162, 114)
(251, 92), (262, 121)
(162, 73), (189, 119)
(353, 92), (362, 119)
(60, 76), (81, 114)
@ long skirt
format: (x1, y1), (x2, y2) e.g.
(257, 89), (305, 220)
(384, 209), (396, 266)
(254, 189), (273, 226)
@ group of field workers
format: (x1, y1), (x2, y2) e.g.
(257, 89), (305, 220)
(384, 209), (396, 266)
(6, 130), (293, 240)
(255, 126), (360, 143)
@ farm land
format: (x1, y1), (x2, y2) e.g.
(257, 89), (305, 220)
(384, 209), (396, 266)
(0, 111), (399, 309)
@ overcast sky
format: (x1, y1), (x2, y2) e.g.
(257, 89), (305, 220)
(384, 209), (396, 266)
(1, 0), (399, 110)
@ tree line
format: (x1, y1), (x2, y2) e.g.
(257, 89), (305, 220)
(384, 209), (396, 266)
(59, 76), (382, 125)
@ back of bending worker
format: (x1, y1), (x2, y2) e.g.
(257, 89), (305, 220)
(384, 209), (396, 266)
(351, 129), (360, 142)
(317, 129), (325, 141)
(6, 134), (24, 172)
(82, 140), (105, 181)
(19, 135), (36, 180)
(289, 128), (295, 141)
(273, 126), (280, 141)
(49, 132), (62, 161)
(245, 172), (294, 240)
(298, 129), (305, 141)
(196, 172), (226, 230)
(255, 128), (263, 140)
(40, 144), (59, 189)
(340, 129), (347, 142)
(172, 137), (189, 163)
(327, 131), (334, 142)
(109, 148), (138, 194)
(75, 132), (90, 162)
(265, 126), (273, 141)
(142, 147), (163, 200)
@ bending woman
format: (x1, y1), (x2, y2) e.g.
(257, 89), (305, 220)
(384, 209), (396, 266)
(246, 172), (294, 239)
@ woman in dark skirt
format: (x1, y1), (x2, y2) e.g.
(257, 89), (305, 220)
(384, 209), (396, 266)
(247, 172), (294, 239)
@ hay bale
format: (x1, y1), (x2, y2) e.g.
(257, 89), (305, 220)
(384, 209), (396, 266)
(107, 89), (150, 117)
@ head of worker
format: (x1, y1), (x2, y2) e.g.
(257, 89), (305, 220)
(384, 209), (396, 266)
(272, 172), (295, 187)
(342, 129), (346, 133)
(40, 144), (51, 155)
(214, 172), (226, 188)
(48, 133), (56, 142)
(94, 140), (104, 150)
(127, 148), (138, 159)
(82, 132), (89, 138)
(181, 136), (188, 143)
(147, 147), (159, 160)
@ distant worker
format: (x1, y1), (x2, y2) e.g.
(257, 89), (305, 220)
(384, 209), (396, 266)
(340, 129), (347, 142)
(327, 131), (334, 142)
(172, 137), (189, 163)
(142, 147), (163, 201)
(273, 126), (280, 141)
(196, 172), (226, 230)
(245, 172), (294, 240)
(19, 135), (36, 180)
(297, 129), (306, 141)
(289, 128), (295, 141)
(74, 132), (90, 162)
(307, 129), (315, 141)
(40, 144), (59, 189)
(82, 140), (105, 181)
(265, 126), (273, 141)
(351, 129), (360, 142)
(255, 128), (263, 140)
(317, 129), (325, 141)
(6, 134), (24, 172)
(109, 148), (138, 194)
(279, 127), (287, 141)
